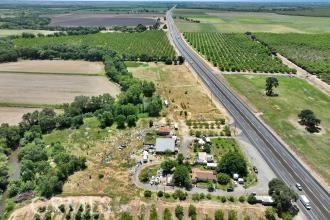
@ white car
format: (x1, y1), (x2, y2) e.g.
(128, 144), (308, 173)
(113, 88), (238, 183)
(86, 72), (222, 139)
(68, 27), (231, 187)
(296, 183), (302, 191)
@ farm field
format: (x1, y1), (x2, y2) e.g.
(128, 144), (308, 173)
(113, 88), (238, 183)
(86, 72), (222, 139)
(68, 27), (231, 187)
(0, 60), (105, 75)
(174, 9), (330, 33)
(13, 31), (175, 59)
(128, 62), (224, 121)
(255, 33), (330, 84)
(0, 107), (40, 125)
(0, 72), (120, 105)
(224, 75), (330, 184)
(184, 32), (292, 73)
(48, 14), (157, 27)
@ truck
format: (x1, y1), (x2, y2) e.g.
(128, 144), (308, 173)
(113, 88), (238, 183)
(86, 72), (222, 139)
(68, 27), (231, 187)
(299, 195), (311, 210)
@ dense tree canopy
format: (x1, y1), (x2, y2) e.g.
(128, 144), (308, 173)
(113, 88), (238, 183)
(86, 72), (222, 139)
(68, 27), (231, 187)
(217, 151), (247, 177)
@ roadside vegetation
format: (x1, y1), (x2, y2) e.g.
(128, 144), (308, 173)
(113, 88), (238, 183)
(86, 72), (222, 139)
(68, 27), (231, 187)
(184, 32), (293, 73)
(255, 33), (330, 84)
(225, 75), (330, 183)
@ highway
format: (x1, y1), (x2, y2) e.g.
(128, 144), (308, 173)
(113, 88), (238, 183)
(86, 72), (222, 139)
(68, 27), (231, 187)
(166, 7), (330, 220)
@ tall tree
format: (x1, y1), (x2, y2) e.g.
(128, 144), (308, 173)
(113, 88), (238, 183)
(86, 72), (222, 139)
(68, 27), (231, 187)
(265, 77), (279, 96)
(298, 109), (321, 133)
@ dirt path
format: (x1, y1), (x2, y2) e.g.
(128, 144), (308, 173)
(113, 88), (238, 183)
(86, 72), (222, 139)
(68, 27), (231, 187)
(276, 53), (330, 95)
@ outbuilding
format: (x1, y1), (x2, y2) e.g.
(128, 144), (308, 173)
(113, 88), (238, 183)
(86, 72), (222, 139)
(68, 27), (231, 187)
(155, 138), (176, 153)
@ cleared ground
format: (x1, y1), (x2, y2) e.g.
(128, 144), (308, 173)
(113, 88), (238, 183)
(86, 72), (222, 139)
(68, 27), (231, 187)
(48, 14), (157, 27)
(0, 73), (120, 105)
(0, 107), (40, 125)
(0, 29), (57, 37)
(174, 9), (330, 33)
(9, 198), (266, 220)
(128, 62), (224, 121)
(224, 75), (330, 184)
(0, 60), (105, 75)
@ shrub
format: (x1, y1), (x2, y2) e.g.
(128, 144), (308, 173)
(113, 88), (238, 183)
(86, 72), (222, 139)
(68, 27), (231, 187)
(214, 209), (224, 220)
(173, 189), (187, 201)
(239, 196), (245, 203)
(157, 190), (164, 197)
(175, 205), (184, 220)
(228, 210), (237, 220)
(247, 194), (257, 204)
(150, 205), (158, 220)
(188, 204), (197, 217)
(221, 196), (227, 203)
(144, 190), (152, 198)
(217, 173), (230, 185)
(228, 196), (235, 202)
(163, 208), (172, 220)
(164, 192), (171, 199)
(192, 193), (200, 201)
(265, 207), (276, 220)
(206, 193), (212, 200)
(207, 182), (215, 192)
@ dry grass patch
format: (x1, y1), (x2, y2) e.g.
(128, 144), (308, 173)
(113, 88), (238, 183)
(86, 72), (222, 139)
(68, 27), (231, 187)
(0, 73), (120, 105)
(129, 63), (224, 121)
(0, 60), (105, 75)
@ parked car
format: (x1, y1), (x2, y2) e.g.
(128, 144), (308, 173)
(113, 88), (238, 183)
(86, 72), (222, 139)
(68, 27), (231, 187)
(253, 166), (258, 174)
(227, 187), (234, 192)
(296, 183), (303, 191)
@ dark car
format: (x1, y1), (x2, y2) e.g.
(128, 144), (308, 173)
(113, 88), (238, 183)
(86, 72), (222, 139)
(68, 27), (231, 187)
(227, 187), (234, 192)
(253, 166), (258, 174)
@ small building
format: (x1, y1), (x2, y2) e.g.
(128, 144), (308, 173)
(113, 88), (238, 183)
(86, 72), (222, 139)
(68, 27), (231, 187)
(196, 152), (214, 164)
(157, 126), (171, 136)
(166, 175), (174, 186)
(192, 168), (217, 183)
(255, 196), (274, 205)
(206, 162), (217, 169)
(155, 138), (176, 153)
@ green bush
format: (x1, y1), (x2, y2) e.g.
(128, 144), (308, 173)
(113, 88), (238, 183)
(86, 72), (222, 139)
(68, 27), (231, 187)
(175, 205), (184, 220)
(144, 190), (152, 198)
(214, 209), (224, 220)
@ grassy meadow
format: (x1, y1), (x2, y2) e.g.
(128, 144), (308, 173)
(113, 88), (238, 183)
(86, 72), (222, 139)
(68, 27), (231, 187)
(174, 9), (330, 33)
(224, 75), (330, 183)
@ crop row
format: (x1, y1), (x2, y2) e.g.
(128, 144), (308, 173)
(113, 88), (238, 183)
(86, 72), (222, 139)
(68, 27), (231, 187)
(14, 30), (175, 60)
(184, 32), (293, 73)
(255, 33), (330, 84)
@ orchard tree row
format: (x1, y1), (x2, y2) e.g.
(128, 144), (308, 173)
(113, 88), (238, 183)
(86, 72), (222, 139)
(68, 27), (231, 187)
(184, 32), (294, 73)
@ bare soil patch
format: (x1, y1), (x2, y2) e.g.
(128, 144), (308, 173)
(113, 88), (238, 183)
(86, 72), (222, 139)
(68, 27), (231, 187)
(0, 60), (105, 75)
(0, 73), (120, 105)
(48, 14), (157, 27)
(0, 107), (40, 125)
(129, 63), (224, 121)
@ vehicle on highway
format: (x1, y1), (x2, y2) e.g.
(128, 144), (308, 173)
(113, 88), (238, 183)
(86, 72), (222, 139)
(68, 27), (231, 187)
(296, 183), (302, 191)
(300, 195), (311, 210)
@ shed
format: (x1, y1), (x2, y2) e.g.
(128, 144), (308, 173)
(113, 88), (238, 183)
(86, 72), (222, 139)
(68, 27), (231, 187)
(255, 196), (274, 205)
(157, 127), (171, 136)
(155, 138), (175, 153)
(206, 162), (217, 169)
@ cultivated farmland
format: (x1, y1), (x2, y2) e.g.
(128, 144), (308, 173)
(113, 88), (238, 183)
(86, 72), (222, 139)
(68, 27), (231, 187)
(174, 9), (330, 33)
(184, 32), (292, 73)
(13, 31), (175, 59)
(48, 14), (157, 27)
(0, 60), (105, 75)
(255, 33), (330, 84)
(0, 73), (120, 105)
(0, 107), (40, 125)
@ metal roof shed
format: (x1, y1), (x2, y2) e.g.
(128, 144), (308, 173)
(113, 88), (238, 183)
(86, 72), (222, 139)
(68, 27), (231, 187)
(155, 138), (175, 153)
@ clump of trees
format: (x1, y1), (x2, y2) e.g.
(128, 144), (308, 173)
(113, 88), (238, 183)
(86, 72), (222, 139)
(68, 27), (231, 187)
(298, 109), (321, 133)
(268, 178), (298, 218)
(217, 151), (247, 177)
(265, 77), (279, 96)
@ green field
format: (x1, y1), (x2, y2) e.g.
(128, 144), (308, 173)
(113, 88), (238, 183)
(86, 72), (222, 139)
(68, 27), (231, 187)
(174, 9), (330, 33)
(184, 32), (292, 73)
(14, 30), (175, 58)
(255, 33), (330, 84)
(225, 75), (330, 183)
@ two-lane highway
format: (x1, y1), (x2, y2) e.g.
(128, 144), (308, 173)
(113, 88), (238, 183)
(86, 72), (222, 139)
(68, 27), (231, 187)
(166, 7), (329, 220)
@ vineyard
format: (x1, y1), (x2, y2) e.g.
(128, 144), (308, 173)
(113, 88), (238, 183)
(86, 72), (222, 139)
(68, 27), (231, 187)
(14, 30), (175, 59)
(255, 33), (330, 84)
(184, 32), (293, 73)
